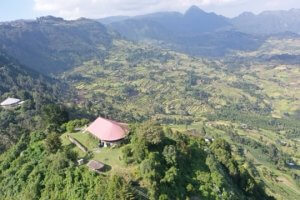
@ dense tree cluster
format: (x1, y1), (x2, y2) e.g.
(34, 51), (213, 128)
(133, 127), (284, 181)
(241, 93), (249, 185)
(0, 132), (133, 200)
(207, 107), (300, 137)
(0, 16), (299, 199)
(0, 52), (71, 153)
(122, 121), (274, 200)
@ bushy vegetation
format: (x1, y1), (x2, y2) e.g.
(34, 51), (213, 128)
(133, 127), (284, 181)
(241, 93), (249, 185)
(0, 118), (274, 200)
(0, 17), (113, 73)
(0, 131), (133, 200)
(0, 52), (71, 153)
(60, 38), (300, 199)
(0, 18), (299, 199)
(121, 121), (273, 200)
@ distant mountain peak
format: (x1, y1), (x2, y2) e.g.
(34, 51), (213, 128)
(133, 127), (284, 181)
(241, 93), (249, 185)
(77, 17), (90, 21)
(232, 9), (300, 35)
(259, 9), (300, 16)
(37, 16), (64, 23)
(238, 12), (255, 18)
(185, 5), (206, 15)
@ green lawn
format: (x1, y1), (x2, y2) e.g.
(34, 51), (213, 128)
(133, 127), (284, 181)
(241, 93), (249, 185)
(61, 131), (133, 174)
(93, 147), (125, 170)
(61, 131), (98, 150)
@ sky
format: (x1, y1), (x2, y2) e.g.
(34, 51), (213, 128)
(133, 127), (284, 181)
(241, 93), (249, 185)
(0, 0), (299, 21)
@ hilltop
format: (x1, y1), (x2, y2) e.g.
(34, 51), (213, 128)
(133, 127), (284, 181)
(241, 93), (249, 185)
(0, 51), (70, 152)
(0, 7), (299, 199)
(62, 38), (300, 199)
(0, 16), (113, 74)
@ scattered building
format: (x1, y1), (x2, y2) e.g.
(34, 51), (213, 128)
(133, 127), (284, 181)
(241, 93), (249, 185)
(87, 160), (105, 173)
(287, 162), (296, 167)
(0, 97), (24, 108)
(240, 124), (248, 129)
(77, 159), (85, 165)
(86, 117), (129, 147)
(280, 141), (287, 146)
(204, 137), (214, 143)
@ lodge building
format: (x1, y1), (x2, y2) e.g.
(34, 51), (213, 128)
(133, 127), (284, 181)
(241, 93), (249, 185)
(85, 117), (129, 147)
(0, 98), (24, 109)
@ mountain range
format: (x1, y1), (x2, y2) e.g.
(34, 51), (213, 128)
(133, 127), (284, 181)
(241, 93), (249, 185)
(102, 6), (300, 56)
(102, 6), (300, 35)
(0, 16), (113, 73)
(0, 5), (300, 200)
(0, 6), (299, 71)
(232, 9), (300, 35)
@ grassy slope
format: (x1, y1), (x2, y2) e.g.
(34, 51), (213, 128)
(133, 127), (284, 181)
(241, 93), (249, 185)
(63, 39), (300, 199)
(61, 131), (136, 178)
(65, 40), (267, 116)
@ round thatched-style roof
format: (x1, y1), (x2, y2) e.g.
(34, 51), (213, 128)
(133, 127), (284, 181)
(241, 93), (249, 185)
(87, 160), (105, 170)
(86, 117), (128, 142)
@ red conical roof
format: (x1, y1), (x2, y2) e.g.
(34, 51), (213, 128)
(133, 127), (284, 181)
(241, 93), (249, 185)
(87, 117), (128, 142)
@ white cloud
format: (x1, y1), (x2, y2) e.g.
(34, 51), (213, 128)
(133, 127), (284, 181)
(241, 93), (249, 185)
(33, 0), (238, 19)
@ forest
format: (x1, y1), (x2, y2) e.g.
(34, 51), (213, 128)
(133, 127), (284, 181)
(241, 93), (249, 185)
(0, 107), (274, 200)
(0, 12), (299, 200)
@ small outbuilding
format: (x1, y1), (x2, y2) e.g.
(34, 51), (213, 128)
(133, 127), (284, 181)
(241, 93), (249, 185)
(204, 137), (215, 143)
(87, 160), (105, 173)
(0, 98), (23, 108)
(77, 159), (85, 165)
(86, 117), (129, 147)
(287, 162), (296, 167)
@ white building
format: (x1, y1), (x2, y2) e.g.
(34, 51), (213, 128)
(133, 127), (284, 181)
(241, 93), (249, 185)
(0, 98), (23, 108)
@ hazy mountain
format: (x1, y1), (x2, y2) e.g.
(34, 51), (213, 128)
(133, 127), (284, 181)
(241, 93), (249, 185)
(0, 5), (300, 200)
(108, 6), (231, 40)
(171, 31), (265, 57)
(104, 6), (300, 55)
(0, 50), (71, 106)
(0, 51), (69, 152)
(232, 9), (300, 35)
(0, 16), (113, 74)
(97, 16), (131, 25)
(106, 6), (266, 56)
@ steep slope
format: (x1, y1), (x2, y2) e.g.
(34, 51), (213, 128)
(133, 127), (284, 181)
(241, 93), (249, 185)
(0, 132), (134, 200)
(0, 16), (113, 74)
(109, 6), (230, 40)
(0, 9), (299, 199)
(231, 34), (300, 65)
(0, 51), (69, 153)
(0, 121), (273, 200)
(170, 31), (265, 56)
(63, 39), (300, 199)
(63, 39), (275, 120)
(98, 16), (131, 25)
(232, 9), (300, 35)
(0, 51), (66, 98)
(106, 6), (265, 56)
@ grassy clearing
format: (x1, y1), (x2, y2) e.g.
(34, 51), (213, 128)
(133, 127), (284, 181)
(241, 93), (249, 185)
(61, 131), (135, 175)
(92, 147), (131, 174)
(62, 38), (300, 199)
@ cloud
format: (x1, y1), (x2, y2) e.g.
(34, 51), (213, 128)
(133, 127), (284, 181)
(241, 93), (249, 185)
(33, 0), (238, 19)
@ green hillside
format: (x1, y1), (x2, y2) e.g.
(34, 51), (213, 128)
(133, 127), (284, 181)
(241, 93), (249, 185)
(0, 52), (71, 153)
(0, 15), (299, 200)
(62, 39), (300, 199)
(0, 119), (274, 200)
(0, 16), (113, 73)
(63, 39), (300, 120)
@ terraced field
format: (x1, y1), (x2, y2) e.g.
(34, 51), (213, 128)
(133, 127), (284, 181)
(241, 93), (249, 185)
(62, 38), (300, 199)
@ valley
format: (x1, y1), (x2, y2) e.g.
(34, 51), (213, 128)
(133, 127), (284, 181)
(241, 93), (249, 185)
(0, 5), (299, 200)
(61, 38), (300, 199)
